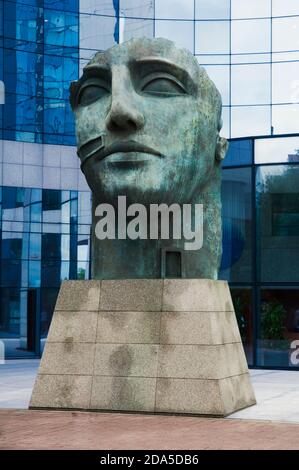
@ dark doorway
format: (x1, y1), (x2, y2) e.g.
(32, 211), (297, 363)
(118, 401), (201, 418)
(165, 251), (182, 278)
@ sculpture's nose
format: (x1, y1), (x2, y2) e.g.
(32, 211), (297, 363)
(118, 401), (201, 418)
(105, 66), (145, 133)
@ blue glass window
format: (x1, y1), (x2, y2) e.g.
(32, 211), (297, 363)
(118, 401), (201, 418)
(44, 1), (79, 13)
(42, 233), (61, 260)
(44, 9), (79, 48)
(220, 167), (252, 282)
(43, 98), (75, 144)
(1, 232), (23, 259)
(223, 139), (253, 167)
(1, 260), (22, 287)
(44, 54), (78, 100)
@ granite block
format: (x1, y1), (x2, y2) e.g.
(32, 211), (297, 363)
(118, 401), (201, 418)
(97, 311), (161, 344)
(162, 279), (234, 312)
(47, 310), (98, 343)
(55, 280), (101, 311)
(155, 378), (224, 415)
(90, 376), (156, 412)
(30, 374), (92, 409)
(160, 310), (241, 345)
(100, 279), (163, 311)
(39, 342), (95, 375)
(157, 343), (248, 380)
(93, 343), (159, 377)
(219, 373), (256, 415)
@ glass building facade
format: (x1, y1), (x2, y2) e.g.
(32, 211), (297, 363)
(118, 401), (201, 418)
(0, 0), (299, 368)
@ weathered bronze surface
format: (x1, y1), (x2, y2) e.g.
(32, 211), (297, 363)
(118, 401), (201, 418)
(70, 38), (228, 279)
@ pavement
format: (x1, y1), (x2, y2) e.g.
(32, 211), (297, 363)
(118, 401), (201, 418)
(1, 360), (299, 449)
(0, 359), (39, 409)
(1, 409), (299, 450)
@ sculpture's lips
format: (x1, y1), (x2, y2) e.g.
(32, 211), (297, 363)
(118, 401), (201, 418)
(79, 137), (163, 169)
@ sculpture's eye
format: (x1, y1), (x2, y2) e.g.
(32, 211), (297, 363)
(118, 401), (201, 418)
(142, 77), (186, 96)
(78, 84), (109, 106)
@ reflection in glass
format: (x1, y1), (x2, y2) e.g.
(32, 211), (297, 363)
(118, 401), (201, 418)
(25, 188), (42, 223)
(231, 0), (271, 19)
(196, 0), (230, 19)
(220, 106), (230, 139)
(272, 16), (299, 52)
(43, 98), (75, 144)
(79, 11), (116, 52)
(197, 55), (230, 65)
(44, 55), (78, 100)
(44, 1), (79, 13)
(77, 261), (89, 280)
(220, 167), (252, 282)
(42, 189), (61, 221)
(1, 232), (23, 259)
(231, 19), (270, 54)
(41, 260), (70, 287)
(155, 20), (194, 52)
(257, 289), (299, 367)
(223, 139), (252, 167)
(156, 0), (194, 19)
(29, 233), (41, 261)
(0, 288), (29, 358)
(256, 165), (299, 282)
(0, 183), (90, 356)
(272, 0), (299, 16)
(272, 62), (299, 104)
(29, 260), (41, 288)
(272, 104), (299, 135)
(0, 288), (20, 336)
(195, 21), (230, 55)
(231, 105), (270, 138)
(42, 233), (61, 260)
(44, 9), (78, 48)
(231, 288), (253, 365)
(5, 3), (39, 43)
(203, 65), (229, 105)
(231, 53), (271, 65)
(119, 0), (153, 19)
(1, 260), (22, 287)
(255, 136), (299, 164)
(231, 64), (270, 105)
(120, 18), (154, 43)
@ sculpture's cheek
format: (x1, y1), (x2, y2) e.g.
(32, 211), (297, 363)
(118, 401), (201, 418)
(75, 98), (111, 148)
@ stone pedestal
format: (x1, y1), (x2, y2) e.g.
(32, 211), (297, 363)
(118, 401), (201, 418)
(30, 279), (256, 416)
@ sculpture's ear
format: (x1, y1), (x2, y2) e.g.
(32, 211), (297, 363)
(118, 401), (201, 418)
(215, 136), (228, 163)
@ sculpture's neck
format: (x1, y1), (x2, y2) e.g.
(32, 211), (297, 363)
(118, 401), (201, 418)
(91, 175), (222, 280)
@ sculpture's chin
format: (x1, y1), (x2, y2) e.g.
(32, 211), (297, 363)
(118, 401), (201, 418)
(92, 183), (201, 207)
(86, 165), (205, 206)
(93, 185), (168, 206)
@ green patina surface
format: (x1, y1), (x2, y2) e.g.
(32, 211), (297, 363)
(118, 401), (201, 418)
(69, 37), (228, 280)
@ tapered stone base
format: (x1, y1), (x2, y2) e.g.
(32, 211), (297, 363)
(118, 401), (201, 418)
(30, 279), (256, 416)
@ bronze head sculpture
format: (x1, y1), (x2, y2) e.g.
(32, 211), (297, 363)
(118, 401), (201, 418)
(70, 37), (228, 280)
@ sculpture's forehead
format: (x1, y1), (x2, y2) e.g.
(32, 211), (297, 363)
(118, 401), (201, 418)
(85, 38), (200, 79)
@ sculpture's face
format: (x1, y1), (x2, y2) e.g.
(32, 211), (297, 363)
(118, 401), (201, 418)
(71, 38), (226, 204)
